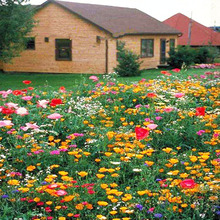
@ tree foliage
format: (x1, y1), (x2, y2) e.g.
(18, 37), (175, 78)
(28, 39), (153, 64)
(0, 0), (36, 63)
(114, 41), (142, 77)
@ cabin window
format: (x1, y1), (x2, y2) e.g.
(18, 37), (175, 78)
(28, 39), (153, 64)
(141, 39), (154, 57)
(26, 37), (35, 50)
(170, 39), (175, 51)
(55, 39), (72, 61)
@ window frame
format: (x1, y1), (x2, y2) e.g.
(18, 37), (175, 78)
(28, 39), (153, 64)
(141, 39), (154, 58)
(55, 39), (72, 61)
(25, 37), (35, 50)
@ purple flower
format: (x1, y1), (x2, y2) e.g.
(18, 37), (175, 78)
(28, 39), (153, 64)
(216, 211), (220, 215)
(136, 204), (143, 210)
(2, 195), (9, 198)
(154, 213), (163, 218)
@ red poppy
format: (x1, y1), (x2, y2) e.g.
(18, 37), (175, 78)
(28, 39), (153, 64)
(147, 93), (157, 98)
(1, 107), (14, 115)
(23, 80), (32, 84)
(180, 179), (197, 189)
(135, 127), (149, 140)
(21, 89), (27, 93)
(49, 98), (63, 107)
(195, 107), (205, 116)
(12, 90), (23, 96)
(172, 68), (181, 73)
(28, 87), (34, 90)
(59, 86), (66, 93)
(161, 71), (172, 76)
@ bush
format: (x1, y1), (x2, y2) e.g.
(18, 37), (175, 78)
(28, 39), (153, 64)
(167, 46), (195, 68)
(167, 46), (219, 68)
(114, 41), (142, 77)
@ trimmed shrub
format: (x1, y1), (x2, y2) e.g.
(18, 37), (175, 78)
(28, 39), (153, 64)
(114, 41), (142, 77)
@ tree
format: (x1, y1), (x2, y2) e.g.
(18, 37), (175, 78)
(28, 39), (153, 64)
(114, 41), (142, 77)
(0, 0), (36, 63)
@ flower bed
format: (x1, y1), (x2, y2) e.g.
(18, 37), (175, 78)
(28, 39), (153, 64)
(0, 72), (219, 219)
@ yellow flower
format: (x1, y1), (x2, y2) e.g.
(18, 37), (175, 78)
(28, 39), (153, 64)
(96, 174), (105, 179)
(63, 195), (75, 202)
(110, 211), (117, 215)
(78, 171), (88, 177)
(46, 201), (53, 205)
(168, 158), (179, 164)
(145, 161), (154, 166)
(189, 156), (198, 163)
(58, 171), (68, 176)
(26, 165), (36, 171)
(7, 179), (20, 185)
(162, 147), (172, 153)
(101, 184), (108, 189)
(33, 197), (41, 202)
(97, 201), (108, 206)
(75, 203), (84, 210)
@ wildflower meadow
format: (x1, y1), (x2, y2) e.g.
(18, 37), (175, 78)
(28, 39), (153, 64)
(0, 69), (219, 220)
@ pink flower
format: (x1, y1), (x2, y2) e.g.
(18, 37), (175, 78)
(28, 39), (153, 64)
(0, 90), (12, 98)
(50, 150), (60, 155)
(180, 179), (197, 189)
(197, 130), (205, 136)
(174, 93), (185, 98)
(147, 124), (158, 130)
(0, 120), (14, 127)
(37, 100), (49, 108)
(155, 116), (162, 120)
(148, 207), (155, 213)
(47, 113), (63, 119)
(200, 75), (206, 79)
(21, 123), (39, 131)
(135, 104), (142, 108)
(5, 102), (18, 109)
(139, 78), (146, 83)
(47, 184), (60, 189)
(21, 96), (33, 101)
(15, 107), (29, 116)
(55, 190), (67, 196)
(89, 75), (99, 82)
(163, 107), (173, 113)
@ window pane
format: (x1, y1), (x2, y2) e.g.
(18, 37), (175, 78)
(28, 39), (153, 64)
(141, 39), (153, 57)
(26, 37), (35, 50)
(56, 39), (72, 61)
(170, 39), (175, 51)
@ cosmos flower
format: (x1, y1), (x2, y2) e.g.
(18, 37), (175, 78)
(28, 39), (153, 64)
(89, 75), (99, 82)
(47, 113), (63, 119)
(0, 120), (14, 127)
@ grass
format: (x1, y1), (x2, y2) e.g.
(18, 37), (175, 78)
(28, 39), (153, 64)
(0, 68), (219, 90)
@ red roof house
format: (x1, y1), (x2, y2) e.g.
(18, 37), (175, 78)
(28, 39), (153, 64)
(164, 13), (220, 46)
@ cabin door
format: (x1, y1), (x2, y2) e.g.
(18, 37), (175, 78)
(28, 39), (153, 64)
(160, 39), (166, 64)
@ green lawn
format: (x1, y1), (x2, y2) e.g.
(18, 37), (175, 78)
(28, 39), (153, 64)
(0, 68), (218, 90)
